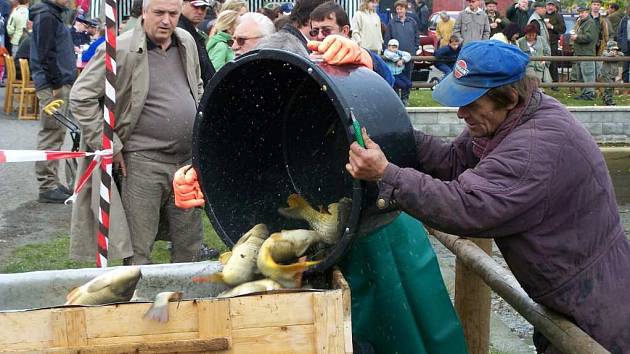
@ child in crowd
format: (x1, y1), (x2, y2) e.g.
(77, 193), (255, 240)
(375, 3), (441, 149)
(383, 38), (412, 105)
(433, 34), (461, 77)
(600, 40), (624, 106)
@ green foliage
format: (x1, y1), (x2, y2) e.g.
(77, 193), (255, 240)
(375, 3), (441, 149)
(1, 214), (228, 273)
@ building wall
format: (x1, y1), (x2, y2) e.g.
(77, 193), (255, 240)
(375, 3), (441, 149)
(407, 107), (630, 144)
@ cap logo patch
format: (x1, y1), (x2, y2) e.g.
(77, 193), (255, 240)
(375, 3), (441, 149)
(454, 59), (469, 79)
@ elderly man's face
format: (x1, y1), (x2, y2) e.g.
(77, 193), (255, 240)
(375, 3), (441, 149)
(535, 5), (545, 14)
(486, 3), (497, 12)
(546, 3), (556, 13)
(310, 14), (349, 41)
(468, 0), (480, 10)
(518, 0), (528, 9)
(182, 0), (208, 25)
(579, 9), (590, 19)
(231, 19), (265, 56)
(457, 95), (511, 137)
(143, 0), (181, 46)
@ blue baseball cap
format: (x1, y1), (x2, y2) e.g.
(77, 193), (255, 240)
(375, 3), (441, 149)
(432, 40), (529, 107)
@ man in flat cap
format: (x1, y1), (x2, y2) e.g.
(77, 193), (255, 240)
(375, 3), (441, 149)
(570, 3), (597, 100)
(543, 0), (566, 86)
(178, 0), (216, 85)
(485, 0), (508, 37)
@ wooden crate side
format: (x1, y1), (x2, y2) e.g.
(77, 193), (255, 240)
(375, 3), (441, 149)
(82, 302), (198, 339)
(231, 324), (315, 354)
(197, 299), (232, 347)
(313, 291), (345, 354)
(229, 293), (315, 329)
(0, 310), (59, 348)
(332, 269), (353, 354)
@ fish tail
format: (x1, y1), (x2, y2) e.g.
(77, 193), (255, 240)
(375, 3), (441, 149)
(192, 273), (224, 283)
(278, 194), (315, 220)
(143, 302), (169, 323)
(275, 259), (320, 273)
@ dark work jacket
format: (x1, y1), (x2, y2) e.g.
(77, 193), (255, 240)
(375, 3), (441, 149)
(506, 5), (529, 31)
(383, 16), (419, 53)
(280, 23), (308, 50)
(543, 10), (566, 46)
(70, 26), (91, 47)
(178, 15), (215, 86)
(377, 90), (630, 354)
(29, 0), (76, 90)
(433, 45), (460, 67)
(618, 16), (629, 53)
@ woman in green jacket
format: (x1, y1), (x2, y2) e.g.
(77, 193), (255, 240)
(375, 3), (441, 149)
(207, 10), (239, 70)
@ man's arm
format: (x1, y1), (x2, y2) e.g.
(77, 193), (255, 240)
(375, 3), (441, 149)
(33, 14), (63, 89)
(575, 21), (596, 44)
(453, 15), (463, 38)
(70, 45), (123, 155)
(482, 14), (491, 39)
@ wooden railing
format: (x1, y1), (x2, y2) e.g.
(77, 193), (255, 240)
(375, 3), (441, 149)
(426, 228), (612, 354)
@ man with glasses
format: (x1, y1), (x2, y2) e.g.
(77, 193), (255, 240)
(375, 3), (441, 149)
(178, 0), (216, 85)
(231, 12), (275, 56)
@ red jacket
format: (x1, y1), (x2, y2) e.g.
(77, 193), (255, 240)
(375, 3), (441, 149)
(378, 90), (630, 353)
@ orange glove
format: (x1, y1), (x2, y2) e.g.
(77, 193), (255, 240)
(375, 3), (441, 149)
(173, 165), (205, 209)
(307, 35), (373, 70)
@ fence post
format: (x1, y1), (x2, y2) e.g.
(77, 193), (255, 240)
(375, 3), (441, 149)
(454, 238), (493, 354)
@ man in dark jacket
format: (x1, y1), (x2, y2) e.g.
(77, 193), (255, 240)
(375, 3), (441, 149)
(485, 0), (508, 37)
(507, 0), (529, 32)
(571, 3), (597, 99)
(617, 7), (630, 83)
(606, 3), (623, 40)
(30, 0), (77, 203)
(346, 40), (630, 354)
(543, 0), (565, 85)
(178, 0), (216, 86)
(384, 0), (418, 105)
(415, 0), (429, 34)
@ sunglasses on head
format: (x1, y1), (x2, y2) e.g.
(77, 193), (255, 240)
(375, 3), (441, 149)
(309, 27), (336, 37)
(227, 36), (263, 47)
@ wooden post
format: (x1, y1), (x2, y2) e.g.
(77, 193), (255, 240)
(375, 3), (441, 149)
(454, 238), (493, 354)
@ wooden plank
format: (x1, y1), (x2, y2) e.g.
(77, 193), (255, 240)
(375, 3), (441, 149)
(0, 310), (56, 347)
(229, 293), (314, 329)
(332, 269), (353, 354)
(313, 291), (344, 354)
(51, 309), (68, 347)
(88, 331), (198, 345)
(231, 324), (315, 354)
(197, 299), (231, 344)
(16, 337), (229, 354)
(454, 238), (492, 354)
(64, 308), (87, 347)
(82, 302), (198, 338)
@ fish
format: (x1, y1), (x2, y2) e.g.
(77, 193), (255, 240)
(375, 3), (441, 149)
(193, 224), (270, 286)
(65, 266), (142, 305)
(278, 194), (352, 244)
(217, 279), (283, 298)
(143, 291), (184, 323)
(257, 229), (321, 288)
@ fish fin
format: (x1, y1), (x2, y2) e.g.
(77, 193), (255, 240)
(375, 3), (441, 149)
(143, 299), (169, 323)
(192, 273), (224, 283)
(65, 287), (82, 304)
(278, 193), (313, 220)
(219, 251), (232, 264)
(275, 259), (320, 272)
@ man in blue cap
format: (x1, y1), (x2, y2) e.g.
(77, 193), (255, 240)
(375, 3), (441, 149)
(345, 40), (630, 354)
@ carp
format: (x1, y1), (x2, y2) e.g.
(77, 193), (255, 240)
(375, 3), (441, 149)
(217, 279), (283, 298)
(65, 266), (142, 305)
(193, 224), (270, 286)
(257, 229), (321, 288)
(278, 194), (351, 244)
(143, 291), (184, 323)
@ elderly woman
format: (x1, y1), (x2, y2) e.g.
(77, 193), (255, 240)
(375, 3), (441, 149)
(345, 40), (630, 354)
(436, 11), (455, 48)
(206, 10), (239, 70)
(351, 0), (383, 53)
(517, 23), (550, 83)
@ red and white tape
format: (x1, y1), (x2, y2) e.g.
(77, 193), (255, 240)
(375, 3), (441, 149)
(0, 150), (101, 163)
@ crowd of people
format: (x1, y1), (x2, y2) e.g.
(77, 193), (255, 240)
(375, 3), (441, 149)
(4, 0), (627, 352)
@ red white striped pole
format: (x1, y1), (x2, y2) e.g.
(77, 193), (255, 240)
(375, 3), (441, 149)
(97, 0), (117, 268)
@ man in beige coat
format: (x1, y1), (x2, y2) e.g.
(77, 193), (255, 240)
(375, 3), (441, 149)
(69, 0), (204, 264)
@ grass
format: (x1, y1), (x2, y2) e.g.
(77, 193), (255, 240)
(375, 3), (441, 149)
(408, 87), (630, 107)
(0, 215), (228, 273)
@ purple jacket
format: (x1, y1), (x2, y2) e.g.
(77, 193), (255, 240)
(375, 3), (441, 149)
(378, 90), (630, 353)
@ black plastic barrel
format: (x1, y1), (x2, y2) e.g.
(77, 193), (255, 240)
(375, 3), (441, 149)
(192, 49), (417, 272)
